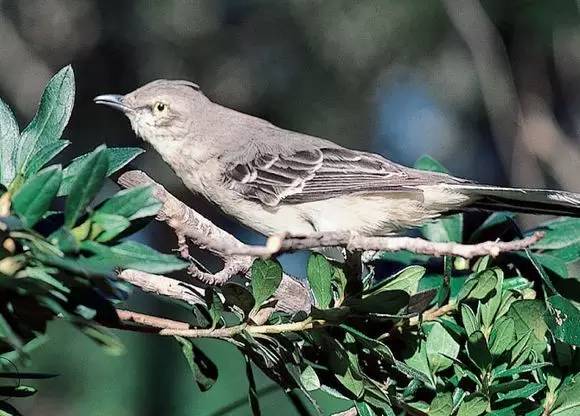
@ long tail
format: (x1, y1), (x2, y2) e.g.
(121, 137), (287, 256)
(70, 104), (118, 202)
(445, 184), (580, 217)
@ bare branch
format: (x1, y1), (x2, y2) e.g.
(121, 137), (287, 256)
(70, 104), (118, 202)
(118, 170), (253, 285)
(117, 269), (206, 306)
(222, 231), (544, 259)
(117, 170), (311, 313)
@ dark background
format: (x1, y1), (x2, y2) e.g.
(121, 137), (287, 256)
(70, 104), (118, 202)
(0, 1), (579, 415)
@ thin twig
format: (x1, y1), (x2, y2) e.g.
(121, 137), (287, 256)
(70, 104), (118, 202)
(222, 231), (544, 259)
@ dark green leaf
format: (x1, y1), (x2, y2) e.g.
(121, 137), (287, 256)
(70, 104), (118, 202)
(426, 322), (459, 373)
(461, 304), (478, 337)
(91, 212), (131, 242)
(355, 402), (376, 416)
(551, 373), (580, 416)
(534, 253), (569, 278)
(545, 295), (580, 346)
(496, 382), (544, 401)
(492, 362), (550, 379)
(307, 253), (333, 309)
(457, 394), (487, 416)
(251, 259), (283, 307)
(175, 336), (218, 392)
(64, 145), (109, 227)
(16, 66), (74, 172)
(22, 139), (69, 178)
(222, 283), (255, 318)
(467, 331), (491, 371)
(77, 322), (124, 355)
(507, 300), (548, 355)
(244, 355), (261, 416)
(0, 97), (19, 186)
(349, 290), (409, 315)
(469, 212), (516, 243)
(59, 147), (144, 196)
(429, 392), (453, 416)
(366, 265), (425, 295)
(0, 385), (37, 397)
(532, 218), (580, 250)
(80, 240), (188, 273)
(12, 165), (62, 227)
(96, 185), (161, 220)
(489, 317), (515, 357)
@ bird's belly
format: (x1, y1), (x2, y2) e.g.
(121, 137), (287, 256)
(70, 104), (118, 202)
(211, 192), (444, 236)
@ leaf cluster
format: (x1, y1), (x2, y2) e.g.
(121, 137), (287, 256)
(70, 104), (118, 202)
(0, 67), (187, 414)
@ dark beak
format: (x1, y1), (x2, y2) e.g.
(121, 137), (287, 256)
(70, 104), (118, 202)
(93, 94), (132, 113)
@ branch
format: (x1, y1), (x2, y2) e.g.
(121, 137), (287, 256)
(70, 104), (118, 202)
(116, 269), (206, 306)
(221, 231), (544, 259)
(114, 308), (323, 339)
(117, 170), (311, 313)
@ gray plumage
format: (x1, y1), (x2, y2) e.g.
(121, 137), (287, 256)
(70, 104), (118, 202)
(94, 80), (580, 236)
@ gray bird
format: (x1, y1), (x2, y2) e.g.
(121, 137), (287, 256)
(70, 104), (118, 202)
(94, 80), (580, 236)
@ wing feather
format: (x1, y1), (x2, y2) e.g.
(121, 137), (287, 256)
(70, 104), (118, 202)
(225, 147), (467, 206)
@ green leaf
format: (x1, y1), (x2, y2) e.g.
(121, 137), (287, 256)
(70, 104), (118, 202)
(507, 300), (548, 355)
(461, 304), (479, 337)
(492, 362), (550, 379)
(91, 212), (131, 242)
(551, 373), (580, 416)
(12, 165), (62, 227)
(457, 269), (498, 302)
(496, 382), (544, 401)
(426, 322), (460, 373)
(0, 385), (37, 398)
(489, 317), (515, 357)
(405, 339), (434, 387)
(415, 155), (449, 173)
(469, 212), (516, 243)
(423, 214), (463, 243)
(300, 366), (321, 391)
(307, 253), (334, 309)
(355, 402), (376, 416)
(457, 394), (487, 416)
(366, 265), (425, 295)
(251, 259), (282, 308)
(545, 295), (580, 346)
(532, 218), (580, 250)
(64, 145), (109, 227)
(0, 98), (20, 185)
(534, 253), (569, 278)
(22, 139), (70, 178)
(350, 290), (409, 315)
(175, 336), (218, 392)
(467, 331), (491, 371)
(329, 334), (364, 398)
(222, 283), (255, 319)
(81, 240), (188, 273)
(244, 355), (261, 416)
(96, 185), (161, 220)
(429, 392), (453, 416)
(59, 147), (144, 196)
(16, 66), (74, 172)
(78, 322), (124, 355)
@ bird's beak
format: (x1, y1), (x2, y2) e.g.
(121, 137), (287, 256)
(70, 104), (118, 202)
(93, 94), (132, 113)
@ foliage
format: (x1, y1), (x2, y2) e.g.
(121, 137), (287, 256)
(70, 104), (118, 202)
(1, 68), (580, 416)
(0, 67), (186, 414)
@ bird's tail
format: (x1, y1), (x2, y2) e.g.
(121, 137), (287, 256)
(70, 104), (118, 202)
(445, 184), (580, 217)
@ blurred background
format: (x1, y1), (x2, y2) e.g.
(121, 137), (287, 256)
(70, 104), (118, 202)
(0, 0), (579, 415)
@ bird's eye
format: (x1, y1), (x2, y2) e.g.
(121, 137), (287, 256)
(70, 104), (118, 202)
(153, 102), (167, 113)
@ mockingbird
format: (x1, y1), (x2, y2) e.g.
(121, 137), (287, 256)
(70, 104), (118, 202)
(94, 80), (580, 236)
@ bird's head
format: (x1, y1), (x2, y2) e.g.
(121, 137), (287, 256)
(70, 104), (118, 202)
(94, 79), (208, 145)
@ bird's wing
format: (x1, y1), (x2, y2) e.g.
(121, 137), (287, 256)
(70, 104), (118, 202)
(225, 147), (466, 206)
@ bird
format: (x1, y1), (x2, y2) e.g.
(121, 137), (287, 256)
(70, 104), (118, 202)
(94, 80), (580, 237)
